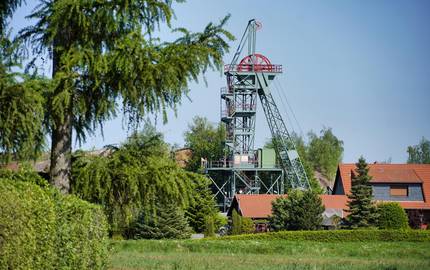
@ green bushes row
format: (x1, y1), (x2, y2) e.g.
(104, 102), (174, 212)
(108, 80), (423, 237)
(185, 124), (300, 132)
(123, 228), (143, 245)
(0, 179), (109, 270)
(214, 229), (430, 242)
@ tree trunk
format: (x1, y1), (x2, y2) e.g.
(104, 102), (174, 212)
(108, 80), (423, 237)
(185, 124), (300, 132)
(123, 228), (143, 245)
(49, 36), (72, 193)
(50, 114), (72, 193)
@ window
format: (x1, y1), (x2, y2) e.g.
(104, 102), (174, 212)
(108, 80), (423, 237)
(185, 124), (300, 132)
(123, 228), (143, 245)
(390, 185), (408, 197)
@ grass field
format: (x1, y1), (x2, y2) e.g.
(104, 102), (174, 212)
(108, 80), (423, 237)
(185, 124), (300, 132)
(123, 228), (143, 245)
(109, 239), (430, 270)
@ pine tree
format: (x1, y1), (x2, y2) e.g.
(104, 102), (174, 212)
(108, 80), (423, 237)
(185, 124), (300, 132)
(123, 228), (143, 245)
(185, 173), (218, 233)
(346, 157), (378, 228)
(132, 200), (191, 239)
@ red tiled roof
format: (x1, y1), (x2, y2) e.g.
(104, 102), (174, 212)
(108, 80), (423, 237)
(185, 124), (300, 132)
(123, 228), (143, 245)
(233, 194), (348, 219)
(337, 163), (430, 210)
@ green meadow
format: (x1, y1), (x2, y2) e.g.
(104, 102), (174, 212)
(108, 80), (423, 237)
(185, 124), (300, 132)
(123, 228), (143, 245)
(109, 239), (430, 270)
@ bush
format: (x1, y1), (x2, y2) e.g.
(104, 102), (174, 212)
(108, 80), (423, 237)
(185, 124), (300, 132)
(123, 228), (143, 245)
(52, 191), (109, 269)
(214, 229), (430, 242)
(231, 209), (242, 235)
(377, 202), (409, 229)
(204, 216), (215, 237)
(270, 190), (324, 231)
(241, 217), (255, 234)
(0, 179), (56, 270)
(0, 178), (109, 270)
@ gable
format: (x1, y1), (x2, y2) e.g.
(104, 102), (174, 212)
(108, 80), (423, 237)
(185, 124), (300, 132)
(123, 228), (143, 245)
(335, 163), (430, 209)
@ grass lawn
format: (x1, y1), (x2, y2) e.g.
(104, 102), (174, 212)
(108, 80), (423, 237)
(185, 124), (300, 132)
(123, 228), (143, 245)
(109, 239), (430, 270)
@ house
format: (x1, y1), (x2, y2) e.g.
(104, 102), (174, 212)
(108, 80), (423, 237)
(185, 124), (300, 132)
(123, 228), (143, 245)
(227, 194), (348, 231)
(333, 163), (430, 228)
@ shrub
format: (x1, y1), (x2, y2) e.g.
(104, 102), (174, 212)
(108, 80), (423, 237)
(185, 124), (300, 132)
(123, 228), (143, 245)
(0, 179), (56, 270)
(231, 209), (242, 235)
(0, 178), (109, 270)
(52, 191), (109, 269)
(377, 202), (409, 229)
(241, 217), (255, 234)
(204, 216), (215, 237)
(270, 190), (324, 231)
(214, 229), (430, 242)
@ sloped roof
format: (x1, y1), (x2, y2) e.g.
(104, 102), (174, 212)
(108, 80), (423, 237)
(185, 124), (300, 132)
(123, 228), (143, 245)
(335, 163), (430, 210)
(231, 194), (348, 219)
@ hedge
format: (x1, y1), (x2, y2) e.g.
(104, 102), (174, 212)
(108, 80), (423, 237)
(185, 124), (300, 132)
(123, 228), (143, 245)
(212, 229), (430, 242)
(0, 179), (109, 270)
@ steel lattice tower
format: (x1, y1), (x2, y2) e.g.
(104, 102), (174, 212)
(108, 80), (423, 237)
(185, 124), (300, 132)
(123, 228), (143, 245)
(206, 20), (310, 211)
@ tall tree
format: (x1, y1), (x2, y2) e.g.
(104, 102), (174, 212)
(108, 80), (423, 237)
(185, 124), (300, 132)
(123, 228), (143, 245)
(307, 127), (344, 181)
(184, 116), (225, 172)
(346, 157), (378, 228)
(18, 0), (233, 192)
(407, 137), (430, 164)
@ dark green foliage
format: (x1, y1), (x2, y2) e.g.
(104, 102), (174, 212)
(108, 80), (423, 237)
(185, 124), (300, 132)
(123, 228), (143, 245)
(270, 190), (325, 231)
(72, 126), (194, 235)
(131, 201), (191, 239)
(231, 209), (242, 235)
(407, 137), (430, 164)
(0, 177), (108, 270)
(204, 216), (215, 238)
(377, 202), (409, 229)
(346, 157), (378, 228)
(185, 173), (219, 233)
(0, 33), (50, 163)
(184, 116), (225, 172)
(15, 0), (234, 191)
(216, 229), (430, 242)
(241, 217), (255, 234)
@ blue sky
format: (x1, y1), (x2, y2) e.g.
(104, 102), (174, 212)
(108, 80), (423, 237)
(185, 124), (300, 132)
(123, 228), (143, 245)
(10, 0), (430, 163)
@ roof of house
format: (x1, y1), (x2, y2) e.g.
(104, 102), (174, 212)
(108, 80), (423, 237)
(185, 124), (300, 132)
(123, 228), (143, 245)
(230, 194), (348, 219)
(335, 163), (430, 210)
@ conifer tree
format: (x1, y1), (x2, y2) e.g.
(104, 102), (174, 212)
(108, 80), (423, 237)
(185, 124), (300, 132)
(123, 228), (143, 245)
(132, 200), (191, 239)
(346, 157), (378, 228)
(17, 0), (234, 193)
(185, 173), (218, 233)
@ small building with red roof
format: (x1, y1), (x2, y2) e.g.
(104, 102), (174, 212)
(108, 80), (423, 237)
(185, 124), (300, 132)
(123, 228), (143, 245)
(333, 163), (430, 228)
(228, 193), (348, 230)
(227, 163), (430, 230)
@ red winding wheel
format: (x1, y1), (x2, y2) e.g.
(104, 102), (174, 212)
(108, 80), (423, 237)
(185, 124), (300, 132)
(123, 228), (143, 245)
(237, 53), (273, 72)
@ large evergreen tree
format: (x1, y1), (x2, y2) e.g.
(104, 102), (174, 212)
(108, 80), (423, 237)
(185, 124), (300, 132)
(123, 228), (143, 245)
(185, 173), (218, 233)
(346, 157), (378, 228)
(16, 0), (233, 192)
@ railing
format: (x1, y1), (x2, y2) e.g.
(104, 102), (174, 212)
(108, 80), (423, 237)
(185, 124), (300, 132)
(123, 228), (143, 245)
(232, 103), (256, 113)
(224, 64), (283, 73)
(207, 159), (259, 168)
(220, 86), (233, 95)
